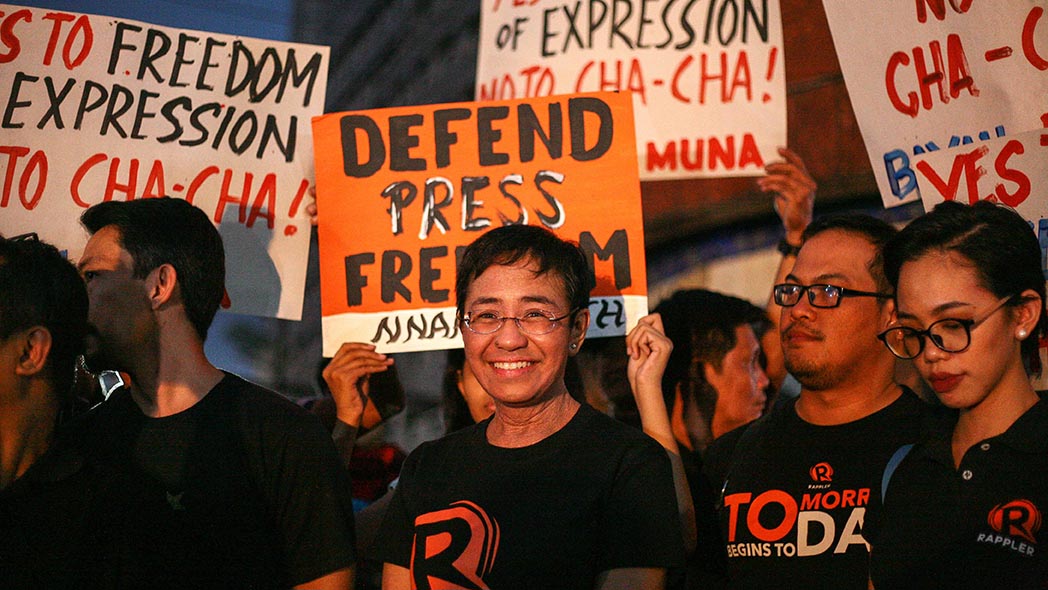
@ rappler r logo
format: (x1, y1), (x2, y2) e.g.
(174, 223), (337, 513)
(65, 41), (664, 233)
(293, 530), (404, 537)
(988, 499), (1042, 544)
(809, 462), (833, 482)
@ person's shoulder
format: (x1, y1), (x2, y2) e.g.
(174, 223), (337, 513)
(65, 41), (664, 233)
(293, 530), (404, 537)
(573, 403), (666, 452)
(216, 372), (313, 417)
(574, 403), (644, 435)
(395, 422), (486, 483)
(887, 386), (953, 431)
(410, 420), (488, 459)
(704, 406), (785, 481)
(57, 386), (135, 442)
(212, 373), (335, 445)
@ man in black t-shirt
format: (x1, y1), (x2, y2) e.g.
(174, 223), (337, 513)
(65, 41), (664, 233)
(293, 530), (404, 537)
(72, 198), (355, 589)
(702, 215), (933, 590)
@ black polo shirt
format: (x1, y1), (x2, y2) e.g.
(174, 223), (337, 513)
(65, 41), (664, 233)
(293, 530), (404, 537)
(869, 398), (1048, 589)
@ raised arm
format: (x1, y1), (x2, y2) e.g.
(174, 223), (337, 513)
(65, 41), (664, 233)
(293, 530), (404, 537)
(322, 342), (394, 467)
(625, 313), (697, 553)
(759, 147), (816, 391)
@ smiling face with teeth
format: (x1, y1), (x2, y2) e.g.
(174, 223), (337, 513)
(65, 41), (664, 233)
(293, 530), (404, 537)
(461, 257), (589, 411)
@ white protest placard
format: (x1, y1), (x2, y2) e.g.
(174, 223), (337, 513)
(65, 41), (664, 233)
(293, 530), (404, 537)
(912, 127), (1048, 387)
(914, 127), (1048, 219)
(476, 0), (786, 181)
(0, 4), (328, 320)
(823, 0), (1048, 209)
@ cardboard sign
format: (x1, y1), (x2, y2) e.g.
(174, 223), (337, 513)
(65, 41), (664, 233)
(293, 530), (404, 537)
(823, 0), (1048, 209)
(913, 127), (1048, 388)
(475, 0), (786, 181)
(0, 4), (328, 320)
(312, 91), (648, 355)
(915, 127), (1048, 219)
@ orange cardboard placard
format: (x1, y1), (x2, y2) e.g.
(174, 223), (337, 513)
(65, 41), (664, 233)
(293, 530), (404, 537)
(312, 91), (647, 354)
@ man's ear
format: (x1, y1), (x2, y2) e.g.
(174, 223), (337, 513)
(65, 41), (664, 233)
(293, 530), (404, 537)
(879, 297), (897, 330)
(15, 327), (52, 377)
(146, 263), (179, 309)
(702, 360), (722, 387)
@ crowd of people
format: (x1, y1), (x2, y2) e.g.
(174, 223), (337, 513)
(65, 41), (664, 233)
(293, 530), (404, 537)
(1, 147), (1045, 590)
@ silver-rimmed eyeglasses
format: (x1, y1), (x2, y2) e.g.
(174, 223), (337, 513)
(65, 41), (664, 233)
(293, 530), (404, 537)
(773, 283), (893, 308)
(877, 295), (1014, 360)
(462, 309), (577, 335)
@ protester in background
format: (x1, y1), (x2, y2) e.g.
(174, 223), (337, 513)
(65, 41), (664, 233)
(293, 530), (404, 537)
(702, 214), (934, 590)
(316, 342), (398, 465)
(373, 224), (684, 589)
(625, 291), (768, 590)
(0, 234), (121, 588)
(651, 290), (771, 455)
(441, 347), (496, 431)
(67, 198), (356, 589)
(869, 201), (1048, 589)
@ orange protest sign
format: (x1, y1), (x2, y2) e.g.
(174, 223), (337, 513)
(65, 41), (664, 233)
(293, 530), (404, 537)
(312, 91), (647, 354)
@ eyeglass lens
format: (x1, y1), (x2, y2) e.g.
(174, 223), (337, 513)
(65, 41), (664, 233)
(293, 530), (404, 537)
(775, 284), (841, 308)
(465, 313), (563, 335)
(884, 319), (971, 358)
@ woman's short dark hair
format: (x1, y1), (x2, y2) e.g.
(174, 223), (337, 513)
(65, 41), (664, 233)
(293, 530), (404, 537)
(455, 225), (595, 316)
(81, 198), (225, 341)
(883, 200), (1047, 374)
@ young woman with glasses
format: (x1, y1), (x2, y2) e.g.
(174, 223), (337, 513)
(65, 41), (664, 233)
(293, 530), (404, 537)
(868, 200), (1048, 589)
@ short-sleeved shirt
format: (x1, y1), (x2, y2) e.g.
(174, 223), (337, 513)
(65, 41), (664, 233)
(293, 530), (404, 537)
(0, 436), (131, 589)
(869, 398), (1048, 589)
(701, 389), (929, 590)
(66, 372), (356, 588)
(371, 403), (685, 590)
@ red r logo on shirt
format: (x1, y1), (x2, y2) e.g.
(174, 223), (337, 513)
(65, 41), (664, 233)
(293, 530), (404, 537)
(809, 462), (834, 482)
(410, 501), (500, 590)
(988, 499), (1042, 544)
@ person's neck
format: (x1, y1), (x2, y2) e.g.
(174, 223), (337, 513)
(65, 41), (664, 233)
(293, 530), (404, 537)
(127, 334), (224, 418)
(711, 414), (742, 441)
(952, 361), (1039, 466)
(796, 374), (902, 426)
(487, 393), (581, 448)
(0, 386), (58, 490)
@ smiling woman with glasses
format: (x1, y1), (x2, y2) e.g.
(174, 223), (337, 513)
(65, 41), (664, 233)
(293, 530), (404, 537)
(867, 201), (1048, 590)
(371, 225), (685, 590)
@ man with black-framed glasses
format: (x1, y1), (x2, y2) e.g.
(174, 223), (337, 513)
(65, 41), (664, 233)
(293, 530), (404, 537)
(700, 214), (937, 590)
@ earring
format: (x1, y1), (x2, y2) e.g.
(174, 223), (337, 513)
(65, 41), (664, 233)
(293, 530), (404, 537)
(569, 343), (578, 350)
(1018, 329), (1028, 340)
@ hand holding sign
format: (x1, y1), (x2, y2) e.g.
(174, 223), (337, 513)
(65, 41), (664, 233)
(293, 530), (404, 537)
(759, 147), (816, 244)
(322, 342), (394, 427)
